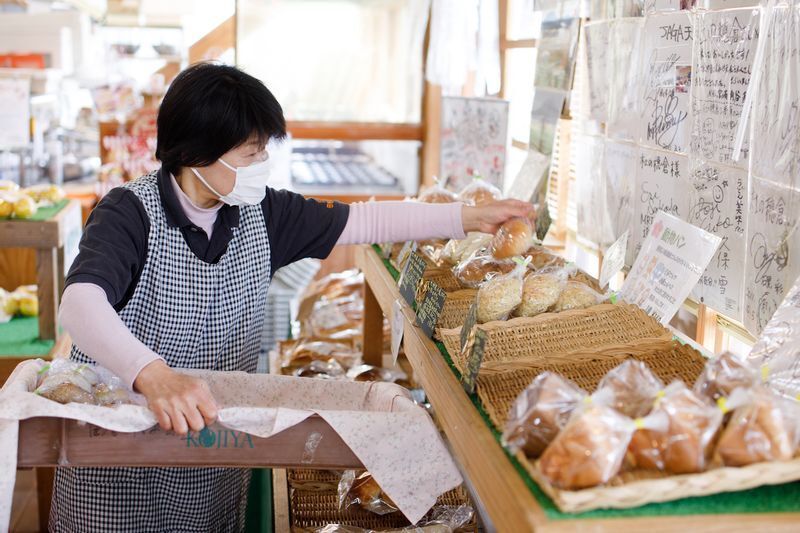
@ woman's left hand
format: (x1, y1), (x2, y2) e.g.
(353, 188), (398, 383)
(461, 200), (536, 234)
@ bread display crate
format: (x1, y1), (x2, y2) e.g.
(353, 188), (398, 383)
(355, 244), (800, 532)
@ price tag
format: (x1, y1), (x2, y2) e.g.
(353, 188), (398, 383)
(460, 301), (478, 351)
(398, 252), (427, 307)
(415, 281), (447, 338)
(380, 242), (393, 259)
(599, 230), (629, 289)
(390, 298), (404, 365)
(535, 202), (552, 241)
(460, 328), (487, 395)
(396, 241), (417, 272)
(621, 212), (721, 325)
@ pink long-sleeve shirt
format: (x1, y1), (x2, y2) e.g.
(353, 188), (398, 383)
(59, 181), (465, 389)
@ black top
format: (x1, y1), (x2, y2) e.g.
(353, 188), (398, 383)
(67, 169), (350, 311)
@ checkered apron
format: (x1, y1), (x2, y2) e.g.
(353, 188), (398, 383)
(50, 171), (271, 532)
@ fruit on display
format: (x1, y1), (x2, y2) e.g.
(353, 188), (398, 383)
(13, 194), (37, 219)
(0, 285), (39, 321)
(0, 195), (13, 218)
(25, 184), (66, 205)
(0, 180), (19, 192)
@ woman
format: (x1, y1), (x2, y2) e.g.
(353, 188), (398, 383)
(52, 63), (533, 532)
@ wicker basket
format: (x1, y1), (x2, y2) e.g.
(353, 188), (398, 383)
(424, 268), (463, 293)
(439, 303), (671, 374)
(287, 469), (477, 532)
(435, 289), (477, 332)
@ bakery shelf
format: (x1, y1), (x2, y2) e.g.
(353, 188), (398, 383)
(354, 244), (800, 533)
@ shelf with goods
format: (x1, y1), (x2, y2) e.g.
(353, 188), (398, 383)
(355, 244), (800, 532)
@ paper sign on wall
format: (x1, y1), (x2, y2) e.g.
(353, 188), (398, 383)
(440, 96), (508, 192)
(0, 78), (30, 148)
(584, 21), (612, 123)
(622, 211), (722, 325)
(604, 141), (637, 247)
(608, 18), (645, 141)
(600, 230), (629, 289)
(507, 149), (550, 202)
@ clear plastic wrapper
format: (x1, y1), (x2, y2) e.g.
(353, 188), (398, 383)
(441, 232), (493, 266)
(524, 244), (567, 270)
(308, 294), (364, 337)
(418, 239), (448, 267)
(716, 386), (800, 467)
(597, 360), (664, 419)
(490, 217), (534, 259)
(281, 340), (360, 371)
(513, 266), (571, 318)
(346, 364), (408, 384)
(338, 470), (399, 516)
(457, 179), (502, 206)
(551, 281), (606, 312)
(502, 372), (587, 457)
(475, 258), (528, 323)
(293, 359), (346, 380)
(539, 404), (656, 490)
(628, 381), (723, 474)
(417, 185), (458, 204)
(694, 352), (758, 403)
(34, 360), (138, 406)
(453, 251), (515, 289)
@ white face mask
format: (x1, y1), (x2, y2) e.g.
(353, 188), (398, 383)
(191, 157), (271, 206)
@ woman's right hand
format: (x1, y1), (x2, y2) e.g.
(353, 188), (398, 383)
(133, 359), (218, 435)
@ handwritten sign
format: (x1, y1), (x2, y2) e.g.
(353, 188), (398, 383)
(743, 177), (800, 336)
(460, 301), (478, 351)
(608, 18), (645, 141)
(584, 21), (611, 123)
(576, 134), (614, 246)
(529, 87), (566, 156)
(750, 6), (800, 187)
(639, 12), (693, 153)
(690, 10), (759, 169)
(747, 274), (800, 401)
(460, 327), (487, 395)
(630, 148), (690, 266)
(507, 149), (550, 202)
(687, 162), (748, 319)
(440, 96), (509, 191)
(604, 141), (637, 249)
(600, 231), (629, 289)
(534, 18), (580, 92)
(0, 78), (30, 148)
(415, 281), (447, 338)
(622, 211), (722, 324)
(398, 252), (427, 307)
(391, 298), (404, 365)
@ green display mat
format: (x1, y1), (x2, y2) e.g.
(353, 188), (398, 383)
(371, 245), (800, 519)
(0, 316), (54, 356)
(16, 199), (69, 222)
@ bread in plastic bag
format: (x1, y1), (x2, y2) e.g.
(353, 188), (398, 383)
(551, 281), (605, 312)
(281, 340), (359, 371)
(524, 244), (566, 270)
(338, 470), (398, 515)
(458, 179), (502, 206)
(346, 364), (408, 384)
(418, 185), (458, 204)
(418, 239), (448, 267)
(628, 381), (723, 473)
(502, 372), (587, 457)
(597, 360), (665, 419)
(294, 359), (346, 380)
(453, 251), (515, 289)
(442, 232), (493, 266)
(715, 386), (800, 467)
(475, 258), (528, 323)
(490, 217), (533, 259)
(35, 360), (138, 406)
(538, 404), (641, 489)
(694, 351), (758, 403)
(513, 266), (571, 318)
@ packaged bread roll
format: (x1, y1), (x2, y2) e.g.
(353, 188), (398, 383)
(524, 244), (566, 270)
(628, 381), (723, 473)
(453, 252), (515, 288)
(597, 360), (664, 419)
(490, 217), (533, 259)
(502, 372), (587, 457)
(417, 185), (458, 204)
(442, 232), (493, 265)
(694, 351), (758, 403)
(551, 281), (605, 312)
(35, 361), (99, 405)
(458, 179), (502, 206)
(476, 258), (528, 323)
(338, 471), (398, 516)
(538, 404), (638, 490)
(716, 387), (800, 467)
(513, 266), (569, 318)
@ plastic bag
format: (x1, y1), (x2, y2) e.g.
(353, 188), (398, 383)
(628, 381), (723, 474)
(338, 470), (398, 515)
(513, 266), (572, 318)
(490, 217), (534, 259)
(458, 179), (502, 206)
(294, 359), (346, 380)
(716, 386), (800, 467)
(524, 244), (566, 270)
(539, 404), (664, 490)
(694, 352), (758, 403)
(281, 340), (359, 371)
(476, 257), (528, 323)
(25, 183), (65, 205)
(418, 239), (448, 267)
(441, 232), (493, 266)
(597, 360), (665, 418)
(34, 359), (138, 406)
(453, 251), (515, 289)
(346, 364), (408, 384)
(418, 185), (458, 204)
(502, 372), (587, 457)
(551, 281), (606, 312)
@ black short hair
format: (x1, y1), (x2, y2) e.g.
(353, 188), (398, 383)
(155, 62), (286, 176)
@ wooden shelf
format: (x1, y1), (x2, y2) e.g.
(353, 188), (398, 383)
(354, 244), (800, 532)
